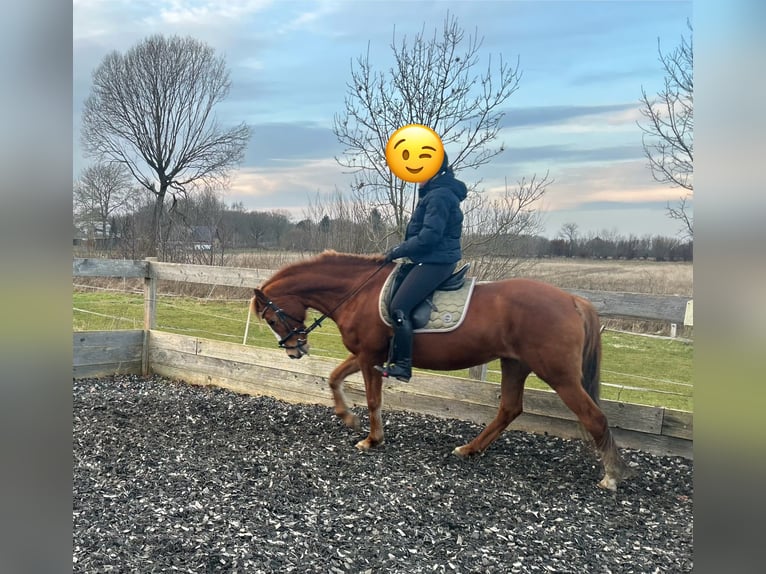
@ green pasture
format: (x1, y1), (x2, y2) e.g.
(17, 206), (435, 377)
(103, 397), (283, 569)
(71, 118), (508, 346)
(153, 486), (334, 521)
(73, 291), (693, 412)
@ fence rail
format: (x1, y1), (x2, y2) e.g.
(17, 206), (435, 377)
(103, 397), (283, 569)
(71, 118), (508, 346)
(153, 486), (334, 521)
(72, 257), (693, 459)
(566, 288), (690, 324)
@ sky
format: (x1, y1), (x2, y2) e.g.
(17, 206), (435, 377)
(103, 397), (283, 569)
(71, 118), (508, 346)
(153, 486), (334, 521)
(73, 0), (693, 239)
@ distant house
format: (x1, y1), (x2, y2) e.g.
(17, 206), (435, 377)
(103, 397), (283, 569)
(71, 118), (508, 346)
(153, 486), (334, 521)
(73, 221), (117, 249)
(190, 226), (220, 251)
(73, 222), (88, 246)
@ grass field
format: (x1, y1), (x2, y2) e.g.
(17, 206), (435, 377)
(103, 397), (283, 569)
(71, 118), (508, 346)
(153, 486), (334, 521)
(520, 258), (692, 296)
(73, 286), (693, 412)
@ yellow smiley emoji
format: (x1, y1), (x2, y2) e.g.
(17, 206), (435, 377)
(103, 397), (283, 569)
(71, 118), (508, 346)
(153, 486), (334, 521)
(385, 124), (445, 183)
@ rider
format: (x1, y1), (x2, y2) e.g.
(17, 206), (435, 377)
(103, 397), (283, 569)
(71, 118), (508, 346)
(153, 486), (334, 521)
(376, 152), (468, 382)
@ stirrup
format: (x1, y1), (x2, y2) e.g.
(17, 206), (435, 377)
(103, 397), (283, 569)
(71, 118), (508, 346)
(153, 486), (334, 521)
(374, 363), (411, 382)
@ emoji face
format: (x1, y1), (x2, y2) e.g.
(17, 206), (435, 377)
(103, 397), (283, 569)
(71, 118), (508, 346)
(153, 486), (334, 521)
(385, 124), (445, 183)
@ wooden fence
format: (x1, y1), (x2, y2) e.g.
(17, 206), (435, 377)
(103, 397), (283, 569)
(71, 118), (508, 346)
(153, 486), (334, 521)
(72, 257), (693, 459)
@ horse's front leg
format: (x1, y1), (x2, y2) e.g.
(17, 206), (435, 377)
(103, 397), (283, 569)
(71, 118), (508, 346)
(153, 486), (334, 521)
(355, 360), (385, 450)
(328, 354), (361, 430)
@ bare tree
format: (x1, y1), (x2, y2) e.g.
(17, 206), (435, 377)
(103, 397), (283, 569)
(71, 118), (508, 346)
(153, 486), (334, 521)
(73, 162), (136, 252)
(638, 20), (693, 238)
(333, 13), (523, 237)
(463, 173), (551, 280)
(558, 222), (579, 257)
(80, 34), (251, 257)
(166, 187), (227, 265)
(667, 193), (693, 240)
(303, 189), (384, 253)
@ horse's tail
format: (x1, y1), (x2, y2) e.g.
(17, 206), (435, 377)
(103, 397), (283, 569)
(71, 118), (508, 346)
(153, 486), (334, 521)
(580, 299), (602, 405)
(579, 298), (633, 484)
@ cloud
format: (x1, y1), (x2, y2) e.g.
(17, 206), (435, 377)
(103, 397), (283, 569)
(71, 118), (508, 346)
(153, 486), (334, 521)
(497, 143), (642, 167)
(474, 157), (683, 214)
(502, 102), (639, 130)
(238, 57), (265, 71)
(227, 158), (355, 214)
(570, 66), (658, 87)
(155, 0), (272, 26)
(246, 122), (342, 165)
(482, 103), (647, 184)
(275, 0), (341, 35)
(73, 0), (130, 41)
(544, 160), (685, 211)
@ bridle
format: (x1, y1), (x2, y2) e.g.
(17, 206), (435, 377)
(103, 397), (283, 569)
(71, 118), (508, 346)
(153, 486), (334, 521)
(257, 298), (310, 351)
(257, 260), (389, 352)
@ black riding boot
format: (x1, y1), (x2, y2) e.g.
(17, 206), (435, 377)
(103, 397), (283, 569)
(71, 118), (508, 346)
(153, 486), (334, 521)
(375, 310), (413, 382)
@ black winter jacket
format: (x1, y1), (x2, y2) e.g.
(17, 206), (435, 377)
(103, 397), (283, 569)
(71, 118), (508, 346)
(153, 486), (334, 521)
(389, 154), (468, 264)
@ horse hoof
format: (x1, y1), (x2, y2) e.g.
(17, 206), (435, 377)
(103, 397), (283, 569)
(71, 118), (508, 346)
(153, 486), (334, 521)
(355, 437), (383, 450)
(597, 475), (618, 491)
(452, 446), (469, 458)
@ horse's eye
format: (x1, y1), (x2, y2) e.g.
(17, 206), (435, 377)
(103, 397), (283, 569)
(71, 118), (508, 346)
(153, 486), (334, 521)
(268, 319), (276, 327)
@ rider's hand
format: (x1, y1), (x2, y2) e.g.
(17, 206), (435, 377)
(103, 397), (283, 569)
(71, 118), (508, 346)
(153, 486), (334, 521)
(384, 246), (402, 263)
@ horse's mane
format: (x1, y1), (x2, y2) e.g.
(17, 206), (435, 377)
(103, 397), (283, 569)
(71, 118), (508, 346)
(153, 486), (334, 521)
(263, 250), (386, 287)
(315, 250), (385, 265)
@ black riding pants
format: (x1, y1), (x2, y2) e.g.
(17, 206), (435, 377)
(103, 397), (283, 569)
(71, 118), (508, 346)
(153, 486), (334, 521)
(390, 262), (457, 317)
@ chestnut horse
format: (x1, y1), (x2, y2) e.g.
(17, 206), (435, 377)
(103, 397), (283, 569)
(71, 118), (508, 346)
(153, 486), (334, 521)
(251, 251), (632, 490)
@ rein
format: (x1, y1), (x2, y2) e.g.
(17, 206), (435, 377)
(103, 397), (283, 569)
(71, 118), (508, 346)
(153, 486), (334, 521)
(260, 260), (390, 350)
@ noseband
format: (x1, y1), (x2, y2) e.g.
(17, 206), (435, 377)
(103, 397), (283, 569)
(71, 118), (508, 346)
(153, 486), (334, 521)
(259, 299), (309, 351)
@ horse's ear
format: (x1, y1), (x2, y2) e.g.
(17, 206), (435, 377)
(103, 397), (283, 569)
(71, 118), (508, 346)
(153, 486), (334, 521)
(252, 288), (268, 309)
(250, 288), (267, 318)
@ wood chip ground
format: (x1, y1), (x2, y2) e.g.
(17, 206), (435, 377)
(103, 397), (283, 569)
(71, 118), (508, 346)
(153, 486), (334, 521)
(73, 375), (693, 573)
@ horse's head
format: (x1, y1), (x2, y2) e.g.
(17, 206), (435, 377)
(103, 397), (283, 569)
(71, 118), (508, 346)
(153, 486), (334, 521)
(252, 288), (310, 359)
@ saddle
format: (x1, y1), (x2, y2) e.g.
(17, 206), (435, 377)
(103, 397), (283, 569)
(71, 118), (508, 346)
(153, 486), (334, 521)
(379, 262), (476, 332)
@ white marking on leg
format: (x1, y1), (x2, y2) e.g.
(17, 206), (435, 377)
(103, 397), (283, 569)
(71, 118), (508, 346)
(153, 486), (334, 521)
(598, 475), (618, 491)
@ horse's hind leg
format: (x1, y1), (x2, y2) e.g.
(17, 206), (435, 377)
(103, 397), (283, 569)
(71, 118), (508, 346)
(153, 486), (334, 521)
(328, 354), (361, 430)
(550, 383), (631, 491)
(453, 358), (530, 457)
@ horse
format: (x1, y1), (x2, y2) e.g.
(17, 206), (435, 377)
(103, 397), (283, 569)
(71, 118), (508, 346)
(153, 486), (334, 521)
(250, 250), (633, 490)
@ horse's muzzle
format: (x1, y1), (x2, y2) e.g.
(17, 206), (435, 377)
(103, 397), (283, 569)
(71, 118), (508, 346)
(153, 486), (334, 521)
(287, 342), (310, 359)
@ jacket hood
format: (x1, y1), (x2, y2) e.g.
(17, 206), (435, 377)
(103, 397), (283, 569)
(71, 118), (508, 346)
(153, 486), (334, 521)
(424, 151), (467, 201)
(439, 152), (450, 173)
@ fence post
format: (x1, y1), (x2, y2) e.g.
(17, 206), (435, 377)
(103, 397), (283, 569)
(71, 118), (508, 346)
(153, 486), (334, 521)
(469, 363), (488, 381)
(142, 257), (158, 375)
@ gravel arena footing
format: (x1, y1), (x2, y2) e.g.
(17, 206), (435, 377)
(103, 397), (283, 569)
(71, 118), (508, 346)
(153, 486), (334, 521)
(73, 375), (693, 573)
